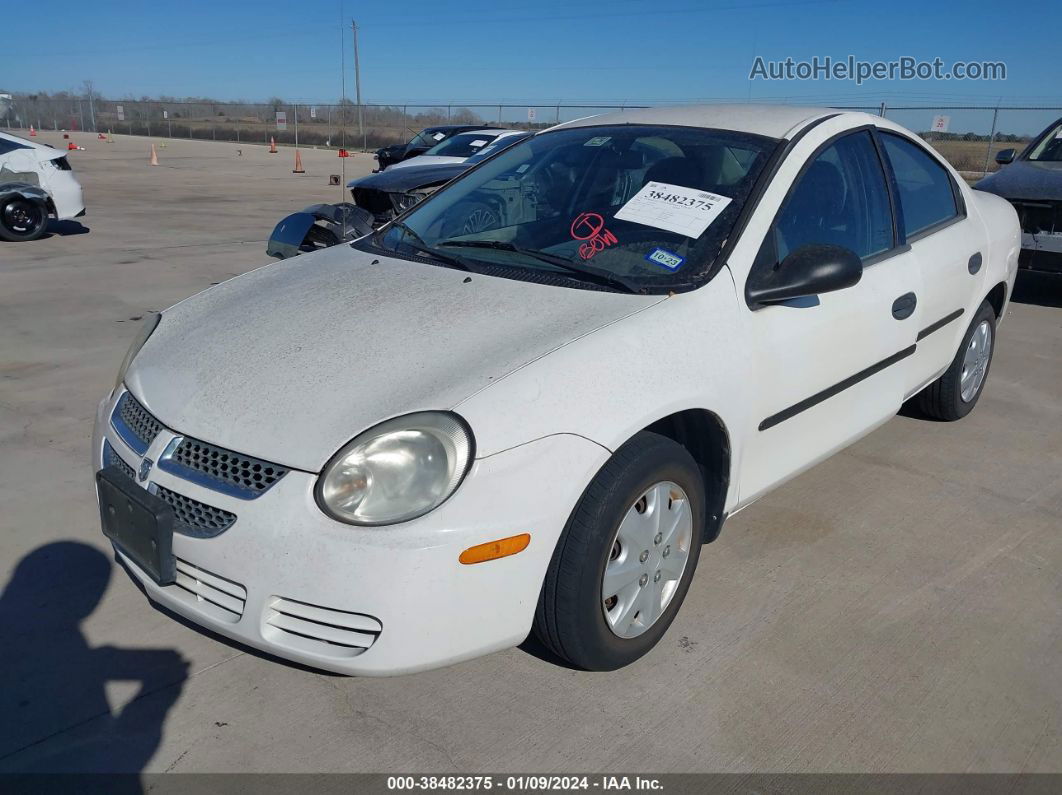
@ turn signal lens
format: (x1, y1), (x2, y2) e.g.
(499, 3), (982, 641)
(459, 533), (530, 565)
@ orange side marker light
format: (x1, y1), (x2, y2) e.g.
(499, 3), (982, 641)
(459, 533), (530, 565)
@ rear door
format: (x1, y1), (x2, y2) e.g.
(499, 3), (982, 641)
(877, 131), (988, 394)
(733, 126), (924, 505)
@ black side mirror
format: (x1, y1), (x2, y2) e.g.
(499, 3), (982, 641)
(995, 148), (1016, 165)
(746, 244), (863, 306)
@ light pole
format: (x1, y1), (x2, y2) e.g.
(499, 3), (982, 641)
(352, 19), (366, 152)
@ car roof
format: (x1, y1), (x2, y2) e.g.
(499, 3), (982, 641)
(551, 103), (839, 140)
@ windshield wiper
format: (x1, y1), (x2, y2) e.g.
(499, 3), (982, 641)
(385, 221), (473, 272)
(437, 239), (640, 293)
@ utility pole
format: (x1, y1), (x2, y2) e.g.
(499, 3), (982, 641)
(352, 19), (366, 152)
(339, 4), (347, 195)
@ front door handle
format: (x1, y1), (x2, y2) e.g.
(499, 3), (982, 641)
(892, 292), (917, 320)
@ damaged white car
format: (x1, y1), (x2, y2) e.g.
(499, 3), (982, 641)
(0, 131), (85, 241)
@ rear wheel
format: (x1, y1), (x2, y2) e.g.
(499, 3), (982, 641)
(534, 432), (705, 670)
(0, 197), (49, 242)
(917, 300), (996, 420)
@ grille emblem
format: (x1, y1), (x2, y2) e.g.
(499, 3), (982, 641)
(138, 457), (153, 483)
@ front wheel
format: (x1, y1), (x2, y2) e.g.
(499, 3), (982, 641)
(0, 197), (49, 242)
(917, 299), (996, 420)
(533, 432), (705, 670)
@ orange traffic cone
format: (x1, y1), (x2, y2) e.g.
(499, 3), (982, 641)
(292, 150), (305, 174)
(67, 141), (78, 151)
(29, 125), (37, 136)
(150, 144), (159, 166)
(269, 137), (278, 154)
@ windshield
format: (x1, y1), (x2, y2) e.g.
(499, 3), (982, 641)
(465, 133), (531, 164)
(1026, 120), (1062, 162)
(408, 129), (449, 148)
(367, 124), (777, 293)
(424, 132), (501, 159)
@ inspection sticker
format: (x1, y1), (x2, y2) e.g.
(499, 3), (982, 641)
(645, 247), (685, 270)
(614, 181), (732, 238)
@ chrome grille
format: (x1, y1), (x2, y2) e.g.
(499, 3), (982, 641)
(103, 441), (136, 481)
(161, 437), (287, 499)
(112, 392), (164, 454)
(154, 485), (237, 538)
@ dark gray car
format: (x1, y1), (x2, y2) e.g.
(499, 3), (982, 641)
(975, 118), (1062, 273)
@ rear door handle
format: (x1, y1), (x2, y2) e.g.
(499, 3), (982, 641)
(892, 292), (917, 320)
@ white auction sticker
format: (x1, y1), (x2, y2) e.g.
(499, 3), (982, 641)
(433, 132), (446, 141)
(470, 139), (488, 147)
(614, 181), (732, 238)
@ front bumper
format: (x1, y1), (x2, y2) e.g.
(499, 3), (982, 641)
(93, 389), (609, 675)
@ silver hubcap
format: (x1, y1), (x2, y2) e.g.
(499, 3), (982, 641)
(960, 320), (992, 403)
(462, 207), (496, 234)
(601, 481), (693, 639)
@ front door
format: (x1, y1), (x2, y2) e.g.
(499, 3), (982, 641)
(734, 127), (924, 505)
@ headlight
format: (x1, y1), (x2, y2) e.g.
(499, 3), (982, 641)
(114, 312), (160, 391)
(316, 412), (474, 526)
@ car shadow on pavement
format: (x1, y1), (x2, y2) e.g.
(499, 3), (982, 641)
(42, 219), (91, 238)
(1011, 270), (1062, 309)
(0, 541), (188, 781)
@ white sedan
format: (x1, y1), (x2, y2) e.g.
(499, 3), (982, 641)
(93, 105), (1019, 675)
(0, 130), (85, 241)
(385, 129), (524, 170)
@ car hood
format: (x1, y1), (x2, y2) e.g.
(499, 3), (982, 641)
(126, 246), (662, 472)
(974, 159), (1062, 201)
(387, 155), (467, 170)
(348, 162), (468, 192)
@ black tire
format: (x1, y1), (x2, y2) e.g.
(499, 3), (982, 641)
(0, 197), (49, 242)
(917, 299), (996, 421)
(533, 432), (705, 671)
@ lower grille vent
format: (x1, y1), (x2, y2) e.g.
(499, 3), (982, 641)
(170, 558), (247, 623)
(265, 597), (382, 658)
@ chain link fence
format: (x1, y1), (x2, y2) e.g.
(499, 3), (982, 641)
(3, 96), (1058, 176)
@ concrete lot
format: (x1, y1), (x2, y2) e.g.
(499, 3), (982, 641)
(1, 131), (1060, 774)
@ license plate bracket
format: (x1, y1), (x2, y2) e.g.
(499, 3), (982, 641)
(97, 466), (177, 585)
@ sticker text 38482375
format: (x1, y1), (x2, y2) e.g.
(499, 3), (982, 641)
(614, 181), (733, 239)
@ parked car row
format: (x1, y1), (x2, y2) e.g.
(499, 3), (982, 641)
(268, 128), (530, 258)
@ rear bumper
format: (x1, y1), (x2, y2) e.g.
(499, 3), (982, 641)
(92, 389), (609, 675)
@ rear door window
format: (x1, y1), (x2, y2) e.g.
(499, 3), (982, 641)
(880, 133), (960, 237)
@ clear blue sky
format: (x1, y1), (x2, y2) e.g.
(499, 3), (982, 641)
(0, 0), (1052, 108)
